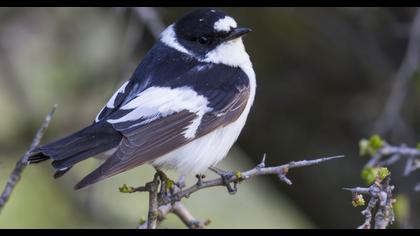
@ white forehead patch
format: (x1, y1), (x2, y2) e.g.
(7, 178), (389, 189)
(213, 16), (237, 32)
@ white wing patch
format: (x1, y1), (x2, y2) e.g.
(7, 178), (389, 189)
(107, 86), (212, 139)
(106, 81), (129, 108)
(160, 24), (192, 56)
(95, 81), (129, 122)
(213, 16), (237, 32)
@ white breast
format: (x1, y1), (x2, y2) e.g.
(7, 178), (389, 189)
(152, 60), (256, 175)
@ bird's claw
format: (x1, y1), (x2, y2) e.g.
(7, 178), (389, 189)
(176, 175), (186, 189)
(154, 168), (175, 195)
(209, 167), (237, 194)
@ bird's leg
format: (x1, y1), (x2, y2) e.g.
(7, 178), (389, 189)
(154, 168), (175, 195)
(171, 175), (187, 202)
(209, 166), (238, 194)
(177, 175), (187, 189)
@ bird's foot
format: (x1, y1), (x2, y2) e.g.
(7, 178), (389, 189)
(176, 175), (187, 189)
(154, 168), (176, 194)
(209, 166), (240, 194)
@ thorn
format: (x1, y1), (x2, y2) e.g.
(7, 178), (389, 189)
(342, 187), (370, 194)
(342, 187), (356, 192)
(320, 155), (345, 162)
(257, 153), (266, 169)
(288, 154), (345, 169)
(278, 174), (292, 185)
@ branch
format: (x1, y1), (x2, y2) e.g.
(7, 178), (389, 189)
(133, 7), (165, 39)
(160, 154), (344, 205)
(171, 202), (209, 229)
(344, 174), (395, 229)
(138, 204), (169, 229)
(121, 154), (344, 228)
(146, 173), (160, 229)
(361, 136), (420, 189)
(137, 202), (210, 229)
(373, 8), (420, 135)
(0, 105), (57, 213)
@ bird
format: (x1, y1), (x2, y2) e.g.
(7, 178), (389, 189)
(28, 8), (256, 190)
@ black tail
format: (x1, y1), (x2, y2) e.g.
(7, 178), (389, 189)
(29, 121), (122, 177)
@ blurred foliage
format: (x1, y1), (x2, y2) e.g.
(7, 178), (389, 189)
(394, 194), (410, 226)
(1, 7), (420, 228)
(361, 167), (390, 185)
(361, 167), (379, 185)
(359, 134), (385, 156)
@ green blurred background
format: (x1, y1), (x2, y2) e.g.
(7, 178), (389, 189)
(0, 7), (419, 228)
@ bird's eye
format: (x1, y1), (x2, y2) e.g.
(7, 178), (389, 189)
(198, 36), (209, 45)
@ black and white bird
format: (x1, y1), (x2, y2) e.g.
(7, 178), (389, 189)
(28, 9), (256, 190)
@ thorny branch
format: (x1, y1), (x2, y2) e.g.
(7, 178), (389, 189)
(344, 175), (396, 229)
(0, 105), (57, 213)
(362, 138), (420, 191)
(161, 154), (344, 206)
(121, 154), (344, 229)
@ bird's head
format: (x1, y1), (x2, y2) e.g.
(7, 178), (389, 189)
(160, 9), (252, 65)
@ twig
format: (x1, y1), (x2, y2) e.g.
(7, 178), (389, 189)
(373, 8), (420, 135)
(160, 155), (344, 205)
(0, 105), (57, 212)
(137, 202), (209, 229)
(133, 7), (165, 39)
(344, 175), (395, 229)
(364, 142), (420, 179)
(171, 202), (207, 229)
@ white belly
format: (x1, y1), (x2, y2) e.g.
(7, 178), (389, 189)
(151, 104), (250, 175)
(151, 61), (256, 175)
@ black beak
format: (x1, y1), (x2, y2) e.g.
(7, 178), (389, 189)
(224, 27), (252, 41)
